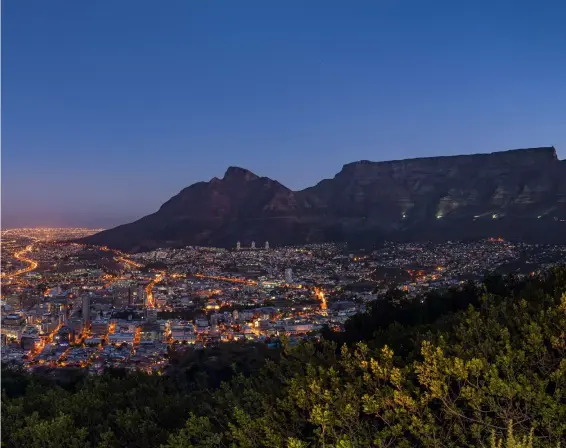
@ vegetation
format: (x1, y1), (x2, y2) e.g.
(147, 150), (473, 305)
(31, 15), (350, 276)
(2, 268), (566, 447)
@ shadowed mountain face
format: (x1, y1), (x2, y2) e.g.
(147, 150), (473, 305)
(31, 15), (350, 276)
(81, 147), (566, 251)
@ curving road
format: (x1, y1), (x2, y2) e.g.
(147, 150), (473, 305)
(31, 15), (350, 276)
(145, 273), (165, 308)
(3, 244), (39, 278)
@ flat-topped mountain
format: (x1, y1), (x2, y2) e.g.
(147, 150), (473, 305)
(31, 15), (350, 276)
(80, 147), (566, 251)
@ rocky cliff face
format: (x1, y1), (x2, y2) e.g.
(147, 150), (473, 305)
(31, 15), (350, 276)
(81, 147), (566, 251)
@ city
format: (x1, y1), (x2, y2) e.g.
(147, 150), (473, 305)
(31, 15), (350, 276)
(3, 1), (566, 445)
(2, 227), (565, 374)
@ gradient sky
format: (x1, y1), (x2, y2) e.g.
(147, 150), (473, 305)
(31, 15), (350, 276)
(2, 0), (566, 229)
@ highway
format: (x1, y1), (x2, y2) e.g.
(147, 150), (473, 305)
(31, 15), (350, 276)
(116, 256), (143, 269)
(145, 272), (165, 308)
(2, 243), (39, 279)
(26, 323), (63, 364)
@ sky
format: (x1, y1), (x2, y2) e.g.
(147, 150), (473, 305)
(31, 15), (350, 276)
(2, 0), (566, 229)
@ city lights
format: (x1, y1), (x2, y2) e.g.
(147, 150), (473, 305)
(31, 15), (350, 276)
(2, 229), (565, 375)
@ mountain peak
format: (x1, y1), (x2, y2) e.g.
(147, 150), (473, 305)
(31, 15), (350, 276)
(223, 166), (259, 181)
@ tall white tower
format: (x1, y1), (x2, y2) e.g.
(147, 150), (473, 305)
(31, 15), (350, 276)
(265, 241), (269, 250)
(285, 268), (293, 284)
(251, 241), (256, 250)
(236, 241), (241, 251)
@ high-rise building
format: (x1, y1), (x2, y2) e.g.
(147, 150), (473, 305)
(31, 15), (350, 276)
(285, 268), (293, 284)
(137, 284), (146, 306)
(82, 295), (90, 326)
(59, 304), (67, 324)
(236, 241), (241, 251)
(251, 241), (256, 250)
(265, 241), (269, 250)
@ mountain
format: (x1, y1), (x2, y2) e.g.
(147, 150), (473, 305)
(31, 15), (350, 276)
(80, 147), (566, 251)
(81, 166), (327, 251)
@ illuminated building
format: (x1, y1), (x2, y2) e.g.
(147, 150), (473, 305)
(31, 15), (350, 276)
(139, 323), (161, 344)
(285, 268), (293, 284)
(54, 326), (74, 346)
(251, 241), (256, 250)
(1, 313), (27, 341)
(265, 241), (269, 250)
(137, 284), (146, 306)
(170, 322), (196, 343)
(108, 330), (135, 345)
(195, 318), (209, 333)
(20, 330), (41, 350)
(236, 241), (241, 251)
(283, 322), (314, 335)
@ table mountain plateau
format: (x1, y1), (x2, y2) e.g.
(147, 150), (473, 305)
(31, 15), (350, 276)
(80, 147), (566, 251)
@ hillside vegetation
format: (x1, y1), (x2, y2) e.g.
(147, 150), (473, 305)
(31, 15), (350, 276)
(2, 268), (566, 447)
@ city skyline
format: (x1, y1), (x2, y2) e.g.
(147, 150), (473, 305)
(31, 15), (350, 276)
(3, 0), (566, 228)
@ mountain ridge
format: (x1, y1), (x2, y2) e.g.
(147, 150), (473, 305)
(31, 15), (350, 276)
(341, 146), (557, 165)
(80, 146), (566, 251)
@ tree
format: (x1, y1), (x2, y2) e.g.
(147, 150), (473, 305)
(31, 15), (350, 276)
(3, 268), (565, 448)
(5, 413), (89, 448)
(164, 413), (222, 448)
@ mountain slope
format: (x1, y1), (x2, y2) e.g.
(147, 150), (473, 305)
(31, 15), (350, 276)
(297, 146), (566, 244)
(81, 166), (327, 251)
(80, 147), (566, 251)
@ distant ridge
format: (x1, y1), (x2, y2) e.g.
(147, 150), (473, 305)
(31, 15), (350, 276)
(80, 147), (566, 251)
(342, 146), (557, 167)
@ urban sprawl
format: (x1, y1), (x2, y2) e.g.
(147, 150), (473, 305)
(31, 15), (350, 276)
(2, 228), (565, 374)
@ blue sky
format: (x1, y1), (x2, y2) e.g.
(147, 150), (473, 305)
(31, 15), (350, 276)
(2, 0), (565, 228)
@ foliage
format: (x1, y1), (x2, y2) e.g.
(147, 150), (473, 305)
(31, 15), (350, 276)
(489, 421), (534, 448)
(2, 268), (566, 447)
